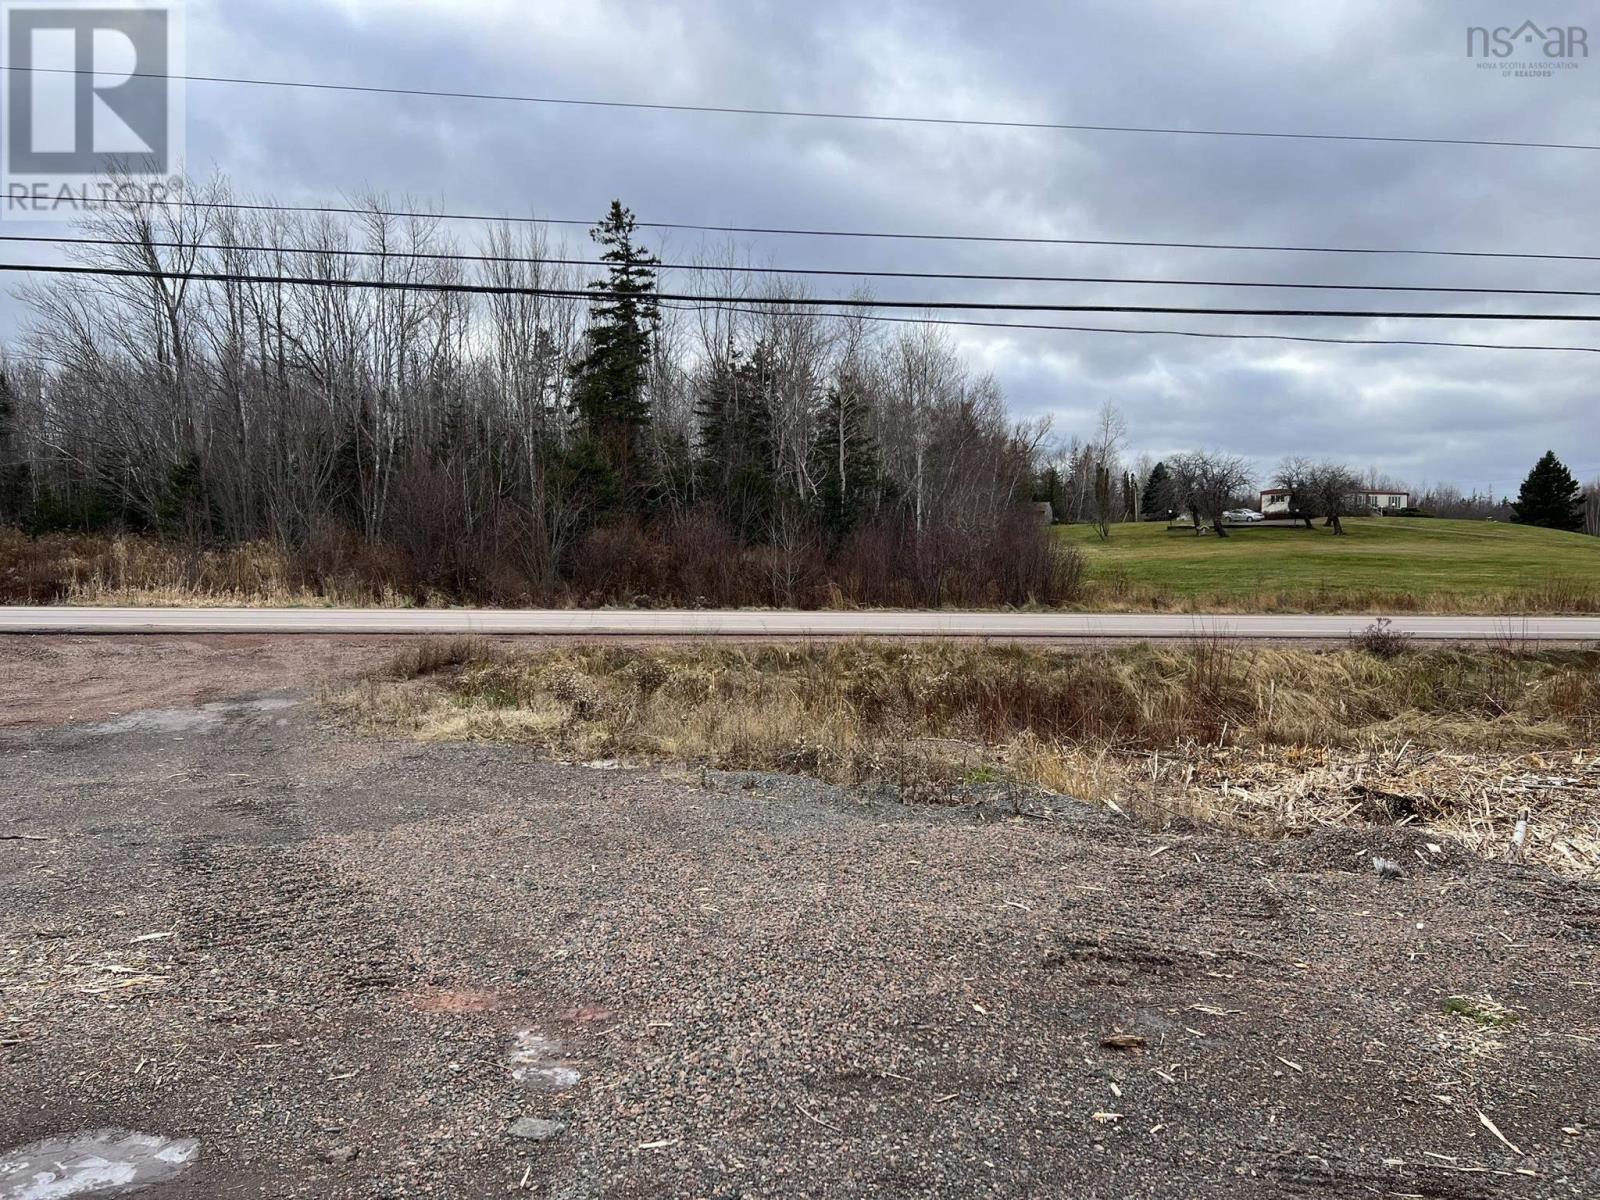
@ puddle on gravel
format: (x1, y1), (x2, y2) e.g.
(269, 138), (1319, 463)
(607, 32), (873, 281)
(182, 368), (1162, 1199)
(0, 1130), (199, 1199)
(508, 1030), (581, 1091)
(81, 698), (300, 736)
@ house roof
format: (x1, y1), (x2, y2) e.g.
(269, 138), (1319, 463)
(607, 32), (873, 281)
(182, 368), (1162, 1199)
(1261, 486), (1409, 497)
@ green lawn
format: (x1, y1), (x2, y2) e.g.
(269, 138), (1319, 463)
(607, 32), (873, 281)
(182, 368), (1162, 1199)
(1057, 518), (1600, 610)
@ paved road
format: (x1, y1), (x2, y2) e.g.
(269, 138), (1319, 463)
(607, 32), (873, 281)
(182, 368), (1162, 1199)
(3, 606), (1598, 640)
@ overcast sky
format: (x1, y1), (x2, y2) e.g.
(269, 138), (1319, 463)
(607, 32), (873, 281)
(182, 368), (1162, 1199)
(9, 0), (1600, 495)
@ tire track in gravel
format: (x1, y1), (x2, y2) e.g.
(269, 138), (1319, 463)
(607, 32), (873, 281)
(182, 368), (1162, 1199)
(172, 836), (403, 991)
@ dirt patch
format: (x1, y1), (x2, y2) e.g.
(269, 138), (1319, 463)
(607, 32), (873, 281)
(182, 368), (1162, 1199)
(406, 989), (512, 1015)
(0, 635), (403, 729)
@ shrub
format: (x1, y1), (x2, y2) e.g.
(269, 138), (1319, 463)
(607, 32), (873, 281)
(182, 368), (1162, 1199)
(1351, 618), (1413, 660)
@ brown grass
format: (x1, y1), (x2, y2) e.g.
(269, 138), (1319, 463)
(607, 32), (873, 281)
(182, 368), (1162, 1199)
(0, 529), (423, 608)
(7, 527), (1600, 614)
(0, 516), (1083, 610)
(1074, 579), (1600, 615)
(336, 640), (1600, 873)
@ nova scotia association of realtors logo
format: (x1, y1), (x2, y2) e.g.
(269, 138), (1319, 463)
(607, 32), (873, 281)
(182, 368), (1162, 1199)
(1467, 19), (1588, 77)
(1, 0), (185, 220)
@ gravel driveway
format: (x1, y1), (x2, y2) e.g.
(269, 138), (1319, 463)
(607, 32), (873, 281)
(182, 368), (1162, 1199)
(2, 642), (1599, 1198)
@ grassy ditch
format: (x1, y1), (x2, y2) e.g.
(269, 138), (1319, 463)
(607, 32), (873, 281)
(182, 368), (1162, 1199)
(338, 638), (1600, 873)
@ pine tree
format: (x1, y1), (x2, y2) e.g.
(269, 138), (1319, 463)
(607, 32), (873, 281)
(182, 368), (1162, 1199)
(1141, 461), (1173, 520)
(1512, 451), (1583, 532)
(570, 201), (660, 506)
(810, 382), (884, 547)
(1034, 465), (1063, 521)
(0, 369), (29, 528)
(696, 345), (778, 543)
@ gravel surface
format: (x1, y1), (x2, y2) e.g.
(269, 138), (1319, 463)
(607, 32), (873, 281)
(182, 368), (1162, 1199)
(2, 643), (1600, 1197)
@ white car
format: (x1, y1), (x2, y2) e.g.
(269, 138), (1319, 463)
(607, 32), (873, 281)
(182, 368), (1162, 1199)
(1225, 509), (1265, 523)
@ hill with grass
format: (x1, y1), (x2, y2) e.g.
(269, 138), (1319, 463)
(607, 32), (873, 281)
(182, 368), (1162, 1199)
(1058, 517), (1600, 612)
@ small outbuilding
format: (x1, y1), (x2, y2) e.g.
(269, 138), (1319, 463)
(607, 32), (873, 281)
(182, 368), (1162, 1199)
(1259, 488), (1295, 515)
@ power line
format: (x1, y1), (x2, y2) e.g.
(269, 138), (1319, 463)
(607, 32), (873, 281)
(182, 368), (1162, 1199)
(7, 231), (1600, 300)
(658, 302), (1600, 355)
(8, 259), (1600, 324)
(7, 64), (1597, 153)
(47, 193), (1600, 265)
(2, 268), (1592, 357)
(3, 295), (1593, 362)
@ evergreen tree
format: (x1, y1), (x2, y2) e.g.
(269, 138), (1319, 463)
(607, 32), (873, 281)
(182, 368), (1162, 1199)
(0, 369), (30, 528)
(810, 382), (884, 547)
(156, 450), (211, 539)
(1141, 461), (1173, 520)
(696, 345), (778, 543)
(1512, 451), (1583, 532)
(1034, 465), (1063, 520)
(570, 201), (660, 507)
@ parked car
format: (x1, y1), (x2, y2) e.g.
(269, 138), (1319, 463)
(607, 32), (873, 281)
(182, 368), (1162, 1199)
(1224, 509), (1264, 523)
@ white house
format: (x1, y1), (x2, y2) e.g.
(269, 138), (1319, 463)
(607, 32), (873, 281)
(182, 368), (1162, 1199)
(1356, 489), (1410, 513)
(1260, 488), (1409, 515)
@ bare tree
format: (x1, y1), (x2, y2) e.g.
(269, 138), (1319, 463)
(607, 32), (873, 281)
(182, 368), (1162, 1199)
(1271, 456), (1317, 529)
(880, 323), (963, 535)
(1089, 401), (1126, 540)
(1166, 453), (1202, 534)
(1173, 451), (1252, 537)
(1303, 462), (1363, 535)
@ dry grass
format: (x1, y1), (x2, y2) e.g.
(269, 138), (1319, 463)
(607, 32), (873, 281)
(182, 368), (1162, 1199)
(1113, 742), (1600, 871)
(0, 530), (425, 608)
(0, 523), (1081, 611)
(336, 640), (1600, 873)
(1075, 581), (1600, 615)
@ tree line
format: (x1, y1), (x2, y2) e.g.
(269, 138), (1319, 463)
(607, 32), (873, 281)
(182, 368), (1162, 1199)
(1037, 420), (1598, 539)
(0, 184), (1079, 607)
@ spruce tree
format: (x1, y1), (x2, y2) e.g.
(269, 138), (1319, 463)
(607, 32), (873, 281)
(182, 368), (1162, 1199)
(696, 345), (778, 543)
(1035, 465), (1063, 520)
(570, 201), (660, 506)
(1512, 451), (1583, 532)
(1141, 461), (1173, 520)
(810, 382), (884, 547)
